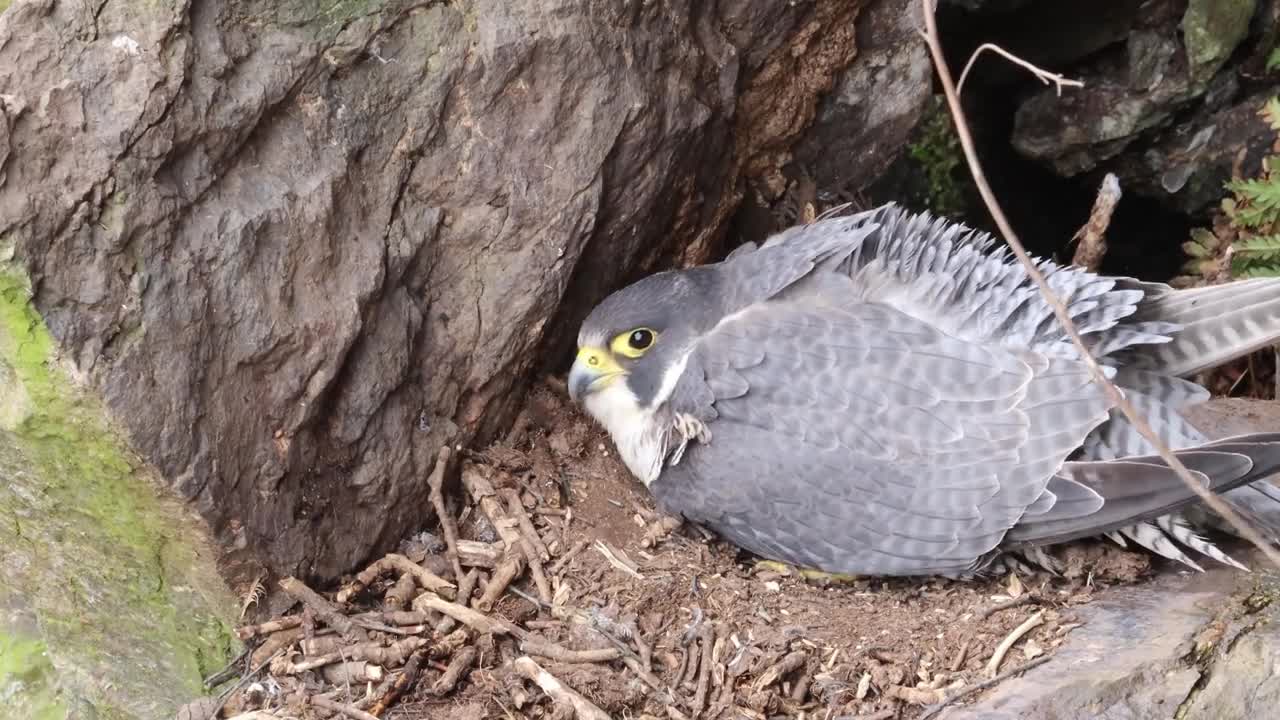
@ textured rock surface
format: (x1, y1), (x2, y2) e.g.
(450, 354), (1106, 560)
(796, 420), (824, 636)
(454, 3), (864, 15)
(0, 0), (872, 581)
(1, 267), (238, 720)
(1009, 0), (1278, 215)
(945, 398), (1280, 720)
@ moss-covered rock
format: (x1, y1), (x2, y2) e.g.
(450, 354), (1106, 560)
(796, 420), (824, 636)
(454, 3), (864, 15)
(0, 267), (239, 719)
(1182, 0), (1256, 83)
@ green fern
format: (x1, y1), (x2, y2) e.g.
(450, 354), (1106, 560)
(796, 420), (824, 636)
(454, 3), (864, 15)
(1269, 47), (1280, 72)
(1224, 176), (1280, 228)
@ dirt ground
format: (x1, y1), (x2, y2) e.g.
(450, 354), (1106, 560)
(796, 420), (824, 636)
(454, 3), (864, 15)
(206, 380), (1190, 720)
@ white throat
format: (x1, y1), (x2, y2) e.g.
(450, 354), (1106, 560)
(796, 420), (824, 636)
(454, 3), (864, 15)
(583, 380), (667, 485)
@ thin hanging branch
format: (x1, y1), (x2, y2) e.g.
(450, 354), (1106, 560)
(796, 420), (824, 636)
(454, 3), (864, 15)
(919, 0), (1280, 569)
(956, 42), (1084, 97)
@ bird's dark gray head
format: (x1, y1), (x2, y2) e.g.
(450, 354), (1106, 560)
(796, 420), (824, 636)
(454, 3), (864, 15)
(569, 267), (723, 409)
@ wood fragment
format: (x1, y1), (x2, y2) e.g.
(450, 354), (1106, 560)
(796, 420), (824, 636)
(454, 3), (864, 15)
(521, 637), (623, 663)
(310, 695), (381, 720)
(457, 540), (503, 569)
(433, 646), (480, 695)
(435, 568), (480, 635)
(1071, 173), (1121, 272)
(279, 637), (428, 674)
(752, 651), (806, 691)
(919, 655), (1052, 720)
(985, 611), (1044, 677)
(235, 615), (303, 641)
(504, 488), (551, 561)
(368, 647), (426, 716)
(979, 593), (1041, 620)
(949, 637), (971, 672)
(476, 548), (527, 612)
(336, 553), (455, 604)
(692, 622), (716, 713)
(320, 661), (384, 685)
(513, 656), (612, 720)
(885, 684), (947, 705)
(279, 577), (367, 643)
(425, 446), (466, 584)
(385, 572), (417, 611)
(551, 540), (589, 575)
(250, 627), (303, 667)
(461, 464), (525, 548)
(415, 592), (524, 638)
(430, 627), (472, 659)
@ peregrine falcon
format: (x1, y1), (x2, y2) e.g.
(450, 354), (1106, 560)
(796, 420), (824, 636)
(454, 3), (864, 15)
(567, 203), (1280, 577)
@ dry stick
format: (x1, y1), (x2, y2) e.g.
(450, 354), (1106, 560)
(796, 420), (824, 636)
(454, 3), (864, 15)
(919, 654), (1052, 720)
(513, 656), (612, 720)
(550, 539), (589, 575)
(477, 548), (527, 612)
(919, 0), (1280, 570)
(279, 576), (367, 642)
(949, 637), (972, 672)
(521, 637), (623, 663)
(416, 592), (526, 638)
(984, 611), (1044, 678)
(979, 593), (1042, 620)
(435, 568), (480, 635)
(1071, 173), (1121, 272)
(956, 42), (1084, 97)
(504, 488), (552, 561)
(336, 553), (455, 603)
(433, 645), (479, 695)
(235, 615), (303, 641)
(310, 695), (381, 720)
(368, 647), (427, 716)
(886, 685), (947, 705)
(504, 490), (553, 603)
(456, 540), (503, 569)
(692, 623), (717, 713)
(427, 446), (467, 583)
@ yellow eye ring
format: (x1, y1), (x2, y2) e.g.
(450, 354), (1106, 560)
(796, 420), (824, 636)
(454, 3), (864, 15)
(611, 327), (657, 358)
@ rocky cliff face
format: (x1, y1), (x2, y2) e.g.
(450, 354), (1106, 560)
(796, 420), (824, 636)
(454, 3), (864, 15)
(0, 0), (898, 581)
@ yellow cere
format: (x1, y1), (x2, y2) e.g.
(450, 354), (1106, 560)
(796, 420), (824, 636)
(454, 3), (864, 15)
(576, 345), (624, 374)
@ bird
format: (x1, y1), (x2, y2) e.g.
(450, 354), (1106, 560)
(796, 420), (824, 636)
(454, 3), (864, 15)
(565, 202), (1280, 579)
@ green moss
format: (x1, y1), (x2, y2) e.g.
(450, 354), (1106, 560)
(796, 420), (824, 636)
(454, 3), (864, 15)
(1182, 0), (1256, 82)
(907, 95), (968, 218)
(0, 267), (239, 719)
(0, 1), (11, 15)
(0, 632), (66, 720)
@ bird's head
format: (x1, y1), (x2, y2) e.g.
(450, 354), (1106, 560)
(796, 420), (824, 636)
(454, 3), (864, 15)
(568, 269), (720, 413)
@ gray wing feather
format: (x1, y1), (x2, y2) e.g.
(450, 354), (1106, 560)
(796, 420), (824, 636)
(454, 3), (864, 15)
(654, 294), (1111, 576)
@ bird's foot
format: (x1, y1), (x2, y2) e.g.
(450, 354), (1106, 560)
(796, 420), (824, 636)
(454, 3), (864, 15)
(753, 560), (863, 586)
(673, 412), (712, 445)
(641, 514), (684, 549)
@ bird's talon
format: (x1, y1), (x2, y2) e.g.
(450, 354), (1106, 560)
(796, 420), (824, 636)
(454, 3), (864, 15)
(642, 515), (684, 548)
(753, 559), (862, 585)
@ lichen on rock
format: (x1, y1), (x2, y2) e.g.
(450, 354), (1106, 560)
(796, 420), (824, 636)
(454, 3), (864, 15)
(0, 267), (239, 719)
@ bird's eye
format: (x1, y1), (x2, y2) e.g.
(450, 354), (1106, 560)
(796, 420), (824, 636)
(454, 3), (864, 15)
(628, 329), (654, 350)
(611, 327), (658, 358)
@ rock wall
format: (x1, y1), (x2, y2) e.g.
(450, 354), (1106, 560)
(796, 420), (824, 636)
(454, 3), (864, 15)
(0, 0), (886, 581)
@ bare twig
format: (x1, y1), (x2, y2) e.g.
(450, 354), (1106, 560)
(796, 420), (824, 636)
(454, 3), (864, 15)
(521, 637), (623, 663)
(477, 548), (527, 612)
(368, 648), (426, 716)
(752, 650), (806, 692)
(693, 623), (717, 713)
(985, 611), (1043, 677)
(920, 0), (1280, 570)
(949, 637), (971, 672)
(433, 646), (479, 695)
(279, 577), (367, 642)
(919, 655), (1052, 720)
(310, 695), (381, 720)
(427, 446), (466, 582)
(550, 539), (589, 575)
(436, 568), (480, 635)
(415, 592), (525, 638)
(504, 489), (553, 603)
(335, 553), (455, 603)
(886, 684), (947, 705)
(457, 540), (503, 569)
(979, 593), (1042, 620)
(1071, 173), (1121, 272)
(956, 42), (1084, 97)
(236, 615), (303, 640)
(513, 656), (612, 720)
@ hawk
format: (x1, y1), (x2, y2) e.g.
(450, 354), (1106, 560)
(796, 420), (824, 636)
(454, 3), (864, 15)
(567, 204), (1280, 577)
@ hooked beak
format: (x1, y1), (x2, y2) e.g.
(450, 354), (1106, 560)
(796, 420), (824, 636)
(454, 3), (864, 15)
(568, 346), (624, 404)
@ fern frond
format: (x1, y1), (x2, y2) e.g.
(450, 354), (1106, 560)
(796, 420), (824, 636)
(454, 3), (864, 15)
(1225, 177), (1280, 228)
(1264, 96), (1280, 131)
